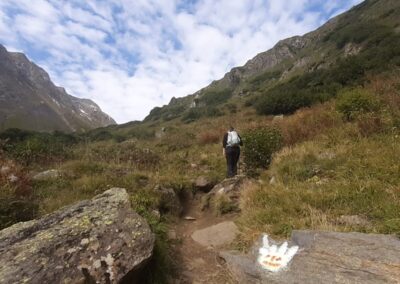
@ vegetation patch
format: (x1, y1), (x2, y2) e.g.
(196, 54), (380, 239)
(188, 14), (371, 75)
(240, 133), (400, 240)
(242, 127), (283, 176)
(336, 88), (381, 120)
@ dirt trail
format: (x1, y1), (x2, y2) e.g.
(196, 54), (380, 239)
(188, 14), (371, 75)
(169, 193), (239, 284)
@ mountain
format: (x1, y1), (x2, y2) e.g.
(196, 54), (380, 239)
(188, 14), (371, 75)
(0, 45), (116, 132)
(144, 0), (400, 123)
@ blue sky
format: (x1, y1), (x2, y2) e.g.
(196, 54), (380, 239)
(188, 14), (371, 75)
(0, 0), (363, 123)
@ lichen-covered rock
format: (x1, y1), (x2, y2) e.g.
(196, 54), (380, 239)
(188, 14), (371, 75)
(220, 230), (400, 284)
(0, 188), (154, 284)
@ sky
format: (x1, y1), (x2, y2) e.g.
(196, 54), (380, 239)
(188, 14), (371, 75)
(0, 0), (363, 123)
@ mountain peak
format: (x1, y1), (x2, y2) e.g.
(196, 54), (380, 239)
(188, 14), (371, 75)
(0, 45), (116, 132)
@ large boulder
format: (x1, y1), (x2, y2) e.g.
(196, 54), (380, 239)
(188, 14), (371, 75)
(220, 230), (400, 284)
(0, 188), (154, 284)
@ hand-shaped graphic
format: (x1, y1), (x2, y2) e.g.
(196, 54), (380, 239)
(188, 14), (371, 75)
(257, 234), (299, 272)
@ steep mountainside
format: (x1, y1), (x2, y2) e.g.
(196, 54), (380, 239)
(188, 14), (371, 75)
(143, 0), (400, 123)
(0, 45), (115, 132)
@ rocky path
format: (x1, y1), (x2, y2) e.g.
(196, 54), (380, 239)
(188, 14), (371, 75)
(169, 192), (239, 284)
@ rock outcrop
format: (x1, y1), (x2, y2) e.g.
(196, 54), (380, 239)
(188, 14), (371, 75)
(220, 230), (400, 284)
(201, 175), (249, 214)
(194, 176), (216, 193)
(0, 188), (154, 284)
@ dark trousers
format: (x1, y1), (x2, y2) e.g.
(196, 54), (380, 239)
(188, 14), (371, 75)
(226, 146), (240, 178)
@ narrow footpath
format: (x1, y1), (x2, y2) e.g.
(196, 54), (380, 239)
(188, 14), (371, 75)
(169, 192), (239, 284)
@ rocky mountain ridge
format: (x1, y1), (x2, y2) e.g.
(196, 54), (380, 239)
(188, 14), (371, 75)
(0, 45), (115, 132)
(144, 0), (400, 122)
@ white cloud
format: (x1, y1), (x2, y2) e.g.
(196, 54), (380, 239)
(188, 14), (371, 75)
(0, 0), (364, 123)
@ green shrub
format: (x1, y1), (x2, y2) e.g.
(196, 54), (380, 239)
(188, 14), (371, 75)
(214, 195), (239, 215)
(87, 130), (114, 141)
(336, 89), (381, 120)
(144, 105), (186, 122)
(181, 107), (223, 123)
(242, 127), (283, 175)
(256, 90), (330, 115)
(200, 88), (233, 106)
(127, 127), (155, 140)
(244, 99), (254, 107)
(0, 158), (38, 229)
(0, 129), (77, 165)
(225, 103), (237, 113)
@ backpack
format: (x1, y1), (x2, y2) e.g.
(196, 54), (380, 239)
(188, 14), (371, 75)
(227, 131), (241, 147)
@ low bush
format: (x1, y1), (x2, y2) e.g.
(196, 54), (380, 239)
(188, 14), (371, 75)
(242, 127), (283, 175)
(0, 129), (77, 165)
(182, 107), (223, 123)
(199, 88), (233, 106)
(214, 194), (239, 215)
(356, 113), (385, 137)
(144, 105), (186, 122)
(336, 88), (381, 121)
(197, 130), (221, 145)
(225, 103), (237, 114)
(0, 157), (38, 229)
(277, 103), (343, 145)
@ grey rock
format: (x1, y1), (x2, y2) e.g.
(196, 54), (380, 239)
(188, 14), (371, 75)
(201, 175), (247, 214)
(32, 169), (61, 181)
(191, 221), (239, 248)
(220, 230), (400, 284)
(157, 186), (183, 216)
(194, 176), (215, 193)
(0, 188), (154, 284)
(344, 43), (362, 57)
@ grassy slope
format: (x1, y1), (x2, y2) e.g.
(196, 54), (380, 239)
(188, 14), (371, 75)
(238, 74), (400, 246)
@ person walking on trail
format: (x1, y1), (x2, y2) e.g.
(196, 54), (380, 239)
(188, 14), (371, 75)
(223, 126), (243, 178)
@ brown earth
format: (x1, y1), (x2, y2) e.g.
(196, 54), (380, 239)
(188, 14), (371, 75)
(168, 192), (240, 284)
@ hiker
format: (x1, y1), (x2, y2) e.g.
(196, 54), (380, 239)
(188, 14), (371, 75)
(222, 126), (243, 178)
